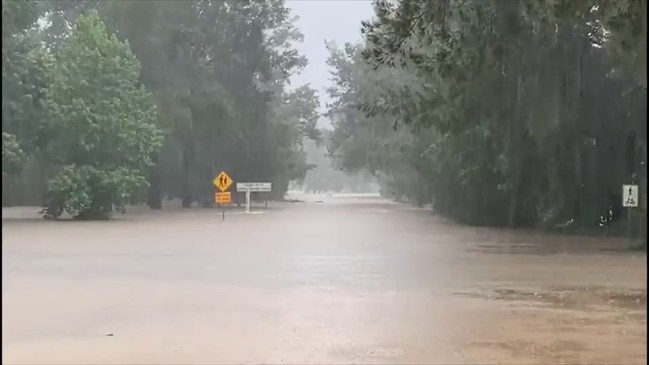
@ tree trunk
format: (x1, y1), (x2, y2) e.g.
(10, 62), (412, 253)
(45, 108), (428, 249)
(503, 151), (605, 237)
(181, 143), (193, 208)
(182, 94), (195, 209)
(147, 154), (162, 209)
(573, 33), (587, 226)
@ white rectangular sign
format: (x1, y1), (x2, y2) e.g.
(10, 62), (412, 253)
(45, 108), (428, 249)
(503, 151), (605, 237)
(236, 182), (272, 192)
(622, 184), (639, 208)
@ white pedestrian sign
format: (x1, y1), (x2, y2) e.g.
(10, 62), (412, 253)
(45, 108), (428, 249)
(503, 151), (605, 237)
(622, 184), (638, 208)
(236, 182), (272, 192)
(236, 182), (272, 213)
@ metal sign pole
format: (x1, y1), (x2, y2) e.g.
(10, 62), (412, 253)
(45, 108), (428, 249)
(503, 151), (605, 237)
(245, 187), (251, 214)
(622, 184), (639, 248)
(627, 207), (632, 247)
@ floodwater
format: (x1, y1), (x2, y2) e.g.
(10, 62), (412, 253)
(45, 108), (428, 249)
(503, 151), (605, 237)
(2, 193), (646, 364)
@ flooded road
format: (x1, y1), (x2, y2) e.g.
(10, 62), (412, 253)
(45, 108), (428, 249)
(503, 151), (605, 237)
(2, 194), (646, 364)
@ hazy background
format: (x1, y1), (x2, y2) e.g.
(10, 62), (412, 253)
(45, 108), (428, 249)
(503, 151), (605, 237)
(286, 0), (374, 129)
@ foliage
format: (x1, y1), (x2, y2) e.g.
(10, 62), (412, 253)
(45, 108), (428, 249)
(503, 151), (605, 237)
(2, 0), (47, 173)
(2, 0), (40, 42)
(2, 132), (26, 174)
(328, 0), (646, 233)
(41, 12), (163, 219)
(2, 0), (322, 213)
(94, 0), (318, 206)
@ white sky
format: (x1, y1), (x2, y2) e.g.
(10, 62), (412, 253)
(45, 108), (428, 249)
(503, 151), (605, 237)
(286, 0), (374, 124)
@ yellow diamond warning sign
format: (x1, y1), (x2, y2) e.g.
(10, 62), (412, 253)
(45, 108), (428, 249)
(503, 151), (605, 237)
(213, 171), (233, 192)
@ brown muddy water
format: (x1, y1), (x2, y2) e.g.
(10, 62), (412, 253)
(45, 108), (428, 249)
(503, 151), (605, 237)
(2, 194), (646, 364)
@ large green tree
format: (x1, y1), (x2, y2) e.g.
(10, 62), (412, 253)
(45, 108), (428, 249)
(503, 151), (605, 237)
(41, 12), (163, 219)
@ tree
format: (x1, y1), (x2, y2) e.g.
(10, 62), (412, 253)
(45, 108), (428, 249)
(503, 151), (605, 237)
(3, 1), (322, 211)
(2, 0), (45, 175)
(328, 0), (645, 234)
(41, 12), (163, 219)
(97, 0), (316, 206)
(2, 133), (25, 175)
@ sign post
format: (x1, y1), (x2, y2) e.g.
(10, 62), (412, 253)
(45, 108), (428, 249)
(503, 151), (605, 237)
(213, 171), (233, 220)
(245, 187), (251, 214)
(236, 182), (272, 214)
(622, 184), (639, 247)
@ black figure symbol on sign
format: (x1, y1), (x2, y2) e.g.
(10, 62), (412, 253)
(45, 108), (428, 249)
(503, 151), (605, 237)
(626, 186), (636, 206)
(219, 175), (228, 189)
